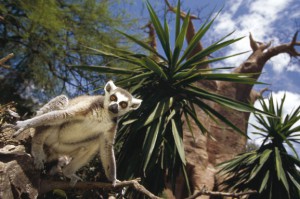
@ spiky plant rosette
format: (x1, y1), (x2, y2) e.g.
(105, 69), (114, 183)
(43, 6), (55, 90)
(218, 94), (300, 199)
(77, 0), (269, 195)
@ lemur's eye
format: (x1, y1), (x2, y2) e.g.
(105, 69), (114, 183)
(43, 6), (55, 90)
(110, 95), (117, 102)
(120, 101), (128, 109)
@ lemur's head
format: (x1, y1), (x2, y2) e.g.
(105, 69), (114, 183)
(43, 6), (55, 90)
(104, 80), (142, 116)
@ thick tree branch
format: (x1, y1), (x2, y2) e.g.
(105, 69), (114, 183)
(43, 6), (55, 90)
(235, 32), (300, 75)
(185, 186), (257, 199)
(39, 178), (161, 199)
(263, 31), (300, 60)
(218, 32), (300, 103)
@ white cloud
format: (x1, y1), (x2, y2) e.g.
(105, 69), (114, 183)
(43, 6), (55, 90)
(212, 0), (295, 72)
(249, 0), (292, 20)
(270, 53), (291, 73)
(287, 64), (300, 73)
(248, 91), (300, 154)
(228, 0), (244, 13)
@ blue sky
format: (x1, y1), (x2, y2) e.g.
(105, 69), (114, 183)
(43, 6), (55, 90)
(123, 0), (300, 151)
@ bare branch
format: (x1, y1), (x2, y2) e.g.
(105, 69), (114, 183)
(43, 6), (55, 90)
(164, 0), (172, 12)
(39, 178), (162, 199)
(291, 31), (299, 45)
(142, 21), (160, 62)
(142, 22), (157, 51)
(262, 41), (272, 51)
(263, 31), (300, 60)
(0, 53), (14, 69)
(249, 32), (258, 51)
(289, 31), (300, 56)
(258, 87), (269, 97)
(249, 87), (269, 104)
(249, 33), (272, 52)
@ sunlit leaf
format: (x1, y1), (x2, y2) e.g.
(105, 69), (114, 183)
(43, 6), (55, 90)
(171, 118), (186, 164)
(259, 170), (270, 193)
(178, 36), (244, 71)
(116, 30), (167, 62)
(73, 65), (136, 75)
(143, 97), (173, 127)
(177, 12), (219, 65)
(172, 11), (190, 69)
(139, 57), (168, 80)
(275, 147), (290, 194)
(146, 0), (169, 60)
(143, 118), (162, 172)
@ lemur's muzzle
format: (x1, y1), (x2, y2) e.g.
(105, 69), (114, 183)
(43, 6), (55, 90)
(108, 104), (118, 114)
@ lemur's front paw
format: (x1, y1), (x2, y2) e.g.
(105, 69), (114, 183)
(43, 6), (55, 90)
(12, 121), (29, 137)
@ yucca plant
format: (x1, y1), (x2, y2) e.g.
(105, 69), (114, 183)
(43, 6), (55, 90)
(77, 1), (270, 196)
(218, 94), (300, 199)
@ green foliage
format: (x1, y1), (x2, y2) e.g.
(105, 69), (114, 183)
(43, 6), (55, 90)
(218, 94), (300, 199)
(0, 0), (134, 112)
(78, 0), (268, 196)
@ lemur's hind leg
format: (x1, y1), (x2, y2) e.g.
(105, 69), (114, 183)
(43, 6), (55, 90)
(62, 143), (99, 186)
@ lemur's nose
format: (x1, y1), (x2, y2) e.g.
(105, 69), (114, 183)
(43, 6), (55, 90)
(108, 104), (118, 114)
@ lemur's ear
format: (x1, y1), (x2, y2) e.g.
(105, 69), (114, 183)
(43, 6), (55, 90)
(105, 80), (117, 93)
(131, 98), (142, 110)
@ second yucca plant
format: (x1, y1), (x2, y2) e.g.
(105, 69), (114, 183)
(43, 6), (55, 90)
(218, 94), (300, 199)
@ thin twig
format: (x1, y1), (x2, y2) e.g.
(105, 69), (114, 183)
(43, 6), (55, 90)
(0, 53), (14, 69)
(39, 178), (162, 199)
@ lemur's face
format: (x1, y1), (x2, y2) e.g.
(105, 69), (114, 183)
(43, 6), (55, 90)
(104, 81), (142, 116)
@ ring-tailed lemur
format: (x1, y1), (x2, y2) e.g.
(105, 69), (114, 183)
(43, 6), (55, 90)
(12, 80), (142, 186)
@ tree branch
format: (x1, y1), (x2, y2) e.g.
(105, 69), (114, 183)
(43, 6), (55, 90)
(263, 31), (300, 60)
(39, 178), (162, 199)
(0, 53), (14, 69)
(235, 31), (300, 75)
(249, 87), (269, 104)
(219, 32), (300, 103)
(185, 187), (257, 199)
(142, 22), (157, 51)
